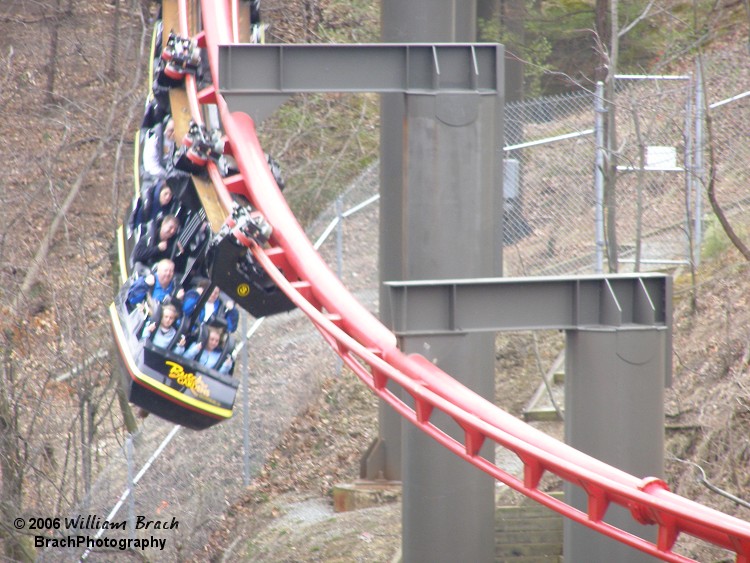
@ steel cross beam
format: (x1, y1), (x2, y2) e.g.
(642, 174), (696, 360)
(387, 272), (673, 562)
(217, 43), (501, 121)
(386, 272), (672, 382)
(385, 272), (671, 330)
(385, 273), (672, 386)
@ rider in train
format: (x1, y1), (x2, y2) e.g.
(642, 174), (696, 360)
(142, 117), (176, 182)
(129, 179), (175, 236)
(131, 214), (184, 272)
(140, 301), (187, 353)
(126, 258), (185, 312)
(181, 324), (234, 375)
(181, 279), (239, 334)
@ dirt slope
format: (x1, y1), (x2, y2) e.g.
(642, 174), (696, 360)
(4, 2), (750, 562)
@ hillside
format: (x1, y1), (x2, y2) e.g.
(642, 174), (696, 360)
(1, 1), (750, 562)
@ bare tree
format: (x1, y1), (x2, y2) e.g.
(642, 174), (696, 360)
(699, 61), (750, 263)
(629, 97), (645, 272)
(0, 2), (149, 559)
(596, 0), (659, 272)
(43, 0), (63, 105)
(600, 0), (620, 271)
(107, 0), (122, 80)
(0, 350), (35, 562)
(691, 0), (750, 264)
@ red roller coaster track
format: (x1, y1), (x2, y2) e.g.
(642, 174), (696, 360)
(173, 0), (750, 560)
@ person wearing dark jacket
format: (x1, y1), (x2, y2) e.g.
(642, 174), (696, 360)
(131, 214), (182, 271)
(129, 180), (174, 233)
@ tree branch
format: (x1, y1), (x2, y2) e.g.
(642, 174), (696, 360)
(618, 0), (658, 37)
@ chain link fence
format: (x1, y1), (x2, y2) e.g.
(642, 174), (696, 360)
(503, 77), (697, 278)
(609, 76), (694, 272)
(503, 88), (598, 276)
(505, 61), (750, 278)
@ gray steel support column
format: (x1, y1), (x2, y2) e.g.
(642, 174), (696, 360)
(401, 333), (495, 563)
(377, 0), (429, 483)
(378, 0), (496, 477)
(398, 91), (497, 562)
(564, 326), (666, 563)
(380, 2), (496, 562)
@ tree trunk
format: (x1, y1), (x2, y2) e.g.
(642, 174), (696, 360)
(630, 98), (645, 271)
(477, 0), (499, 22)
(500, 0), (526, 105)
(594, 0), (610, 83)
(0, 354), (35, 562)
(44, 0), (63, 104)
(107, 0), (121, 80)
(115, 370), (140, 435)
(80, 394), (93, 499)
(602, 0), (619, 272)
(477, 0), (525, 145)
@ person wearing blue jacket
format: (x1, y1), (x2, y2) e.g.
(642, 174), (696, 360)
(182, 281), (239, 333)
(127, 258), (184, 311)
(182, 326), (233, 374)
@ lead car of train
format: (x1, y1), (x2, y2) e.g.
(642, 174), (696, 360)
(110, 11), (293, 431)
(110, 192), (293, 430)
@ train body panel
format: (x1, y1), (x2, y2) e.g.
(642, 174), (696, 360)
(110, 294), (237, 430)
(207, 232), (296, 318)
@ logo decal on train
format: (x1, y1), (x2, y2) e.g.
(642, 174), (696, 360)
(165, 361), (210, 397)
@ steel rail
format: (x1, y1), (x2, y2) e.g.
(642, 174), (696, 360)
(170, 0), (750, 560)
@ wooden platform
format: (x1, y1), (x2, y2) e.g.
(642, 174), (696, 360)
(192, 175), (228, 233)
(522, 351), (565, 422)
